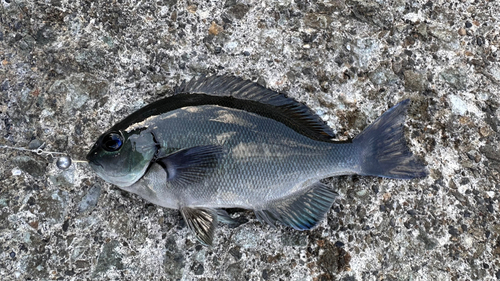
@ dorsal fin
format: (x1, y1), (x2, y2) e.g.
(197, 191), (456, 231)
(111, 75), (336, 142)
(175, 75), (336, 141)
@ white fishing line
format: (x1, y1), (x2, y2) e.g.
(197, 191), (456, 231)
(0, 143), (87, 170)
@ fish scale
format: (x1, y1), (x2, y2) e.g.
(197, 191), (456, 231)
(140, 105), (338, 205)
(87, 75), (427, 246)
(200, 107), (341, 203)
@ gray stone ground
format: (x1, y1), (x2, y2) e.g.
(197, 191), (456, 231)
(1, 0), (499, 280)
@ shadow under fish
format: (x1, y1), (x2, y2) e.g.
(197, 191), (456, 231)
(87, 75), (428, 246)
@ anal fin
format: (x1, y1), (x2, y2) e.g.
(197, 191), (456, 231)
(180, 207), (218, 246)
(255, 183), (338, 230)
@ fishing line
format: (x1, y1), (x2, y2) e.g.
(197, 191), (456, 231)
(0, 143), (87, 170)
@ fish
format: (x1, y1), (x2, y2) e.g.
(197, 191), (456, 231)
(87, 75), (428, 246)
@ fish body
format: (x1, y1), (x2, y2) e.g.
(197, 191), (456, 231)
(87, 76), (427, 246)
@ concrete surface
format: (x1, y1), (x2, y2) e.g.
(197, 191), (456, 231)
(1, 0), (499, 280)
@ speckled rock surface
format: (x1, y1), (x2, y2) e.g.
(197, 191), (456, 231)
(1, 0), (499, 280)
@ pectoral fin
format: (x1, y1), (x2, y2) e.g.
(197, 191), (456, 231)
(180, 207), (218, 246)
(156, 145), (223, 186)
(255, 182), (338, 230)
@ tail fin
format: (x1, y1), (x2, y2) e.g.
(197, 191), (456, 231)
(353, 99), (428, 179)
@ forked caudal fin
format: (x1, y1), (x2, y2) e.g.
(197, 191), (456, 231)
(353, 99), (428, 179)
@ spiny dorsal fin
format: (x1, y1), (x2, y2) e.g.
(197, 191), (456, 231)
(175, 75), (336, 142)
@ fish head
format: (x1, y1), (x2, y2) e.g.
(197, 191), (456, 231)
(86, 129), (157, 187)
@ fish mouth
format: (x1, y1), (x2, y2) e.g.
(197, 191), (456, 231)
(86, 151), (104, 169)
(88, 158), (104, 169)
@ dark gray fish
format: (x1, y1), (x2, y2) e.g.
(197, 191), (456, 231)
(87, 76), (428, 246)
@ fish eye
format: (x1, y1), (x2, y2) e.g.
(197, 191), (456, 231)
(102, 132), (123, 151)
